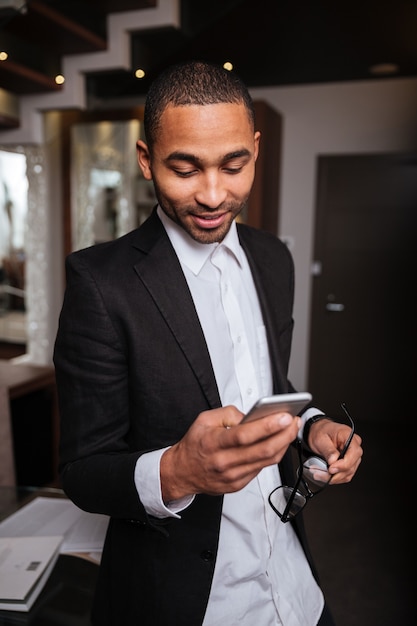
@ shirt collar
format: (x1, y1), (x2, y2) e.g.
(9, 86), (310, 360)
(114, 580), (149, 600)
(157, 205), (244, 275)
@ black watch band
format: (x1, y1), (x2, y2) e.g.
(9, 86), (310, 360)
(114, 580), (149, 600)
(303, 415), (331, 447)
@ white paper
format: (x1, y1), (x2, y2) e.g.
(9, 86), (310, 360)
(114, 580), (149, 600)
(0, 497), (109, 554)
(0, 535), (62, 611)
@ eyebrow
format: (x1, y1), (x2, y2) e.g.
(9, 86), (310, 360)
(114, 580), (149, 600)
(164, 148), (252, 166)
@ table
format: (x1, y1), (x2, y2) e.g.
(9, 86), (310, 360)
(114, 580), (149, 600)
(0, 487), (99, 626)
(0, 361), (56, 400)
(0, 360), (59, 487)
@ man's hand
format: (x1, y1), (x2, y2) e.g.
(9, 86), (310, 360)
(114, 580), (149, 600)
(306, 419), (363, 484)
(160, 406), (301, 502)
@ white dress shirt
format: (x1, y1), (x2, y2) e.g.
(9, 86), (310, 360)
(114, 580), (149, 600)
(135, 207), (324, 625)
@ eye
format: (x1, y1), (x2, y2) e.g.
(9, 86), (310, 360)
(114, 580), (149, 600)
(173, 168), (197, 178)
(169, 162), (199, 177)
(222, 155), (250, 174)
(223, 165), (243, 174)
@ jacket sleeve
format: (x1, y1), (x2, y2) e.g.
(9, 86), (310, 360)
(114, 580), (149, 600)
(53, 251), (148, 522)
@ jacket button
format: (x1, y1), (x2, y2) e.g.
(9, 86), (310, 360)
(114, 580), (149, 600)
(200, 550), (214, 562)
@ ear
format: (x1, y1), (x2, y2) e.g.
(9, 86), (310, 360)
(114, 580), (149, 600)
(136, 140), (153, 180)
(254, 131), (261, 162)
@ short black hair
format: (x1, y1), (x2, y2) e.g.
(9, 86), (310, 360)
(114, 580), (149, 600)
(143, 60), (255, 150)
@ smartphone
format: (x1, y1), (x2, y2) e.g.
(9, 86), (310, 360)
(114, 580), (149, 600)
(241, 392), (312, 423)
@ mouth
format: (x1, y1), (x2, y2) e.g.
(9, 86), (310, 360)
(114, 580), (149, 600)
(191, 212), (228, 230)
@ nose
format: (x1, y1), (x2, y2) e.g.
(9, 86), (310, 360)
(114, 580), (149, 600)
(194, 171), (227, 208)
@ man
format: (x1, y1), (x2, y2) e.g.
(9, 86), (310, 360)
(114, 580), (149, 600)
(54, 60), (363, 626)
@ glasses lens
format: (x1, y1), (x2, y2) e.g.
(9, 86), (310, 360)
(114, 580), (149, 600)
(269, 486), (307, 520)
(302, 456), (332, 487)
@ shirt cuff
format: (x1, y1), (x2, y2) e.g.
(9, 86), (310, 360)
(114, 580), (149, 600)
(134, 447), (195, 519)
(297, 406), (326, 440)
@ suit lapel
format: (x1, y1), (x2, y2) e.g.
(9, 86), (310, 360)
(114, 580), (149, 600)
(131, 211), (221, 410)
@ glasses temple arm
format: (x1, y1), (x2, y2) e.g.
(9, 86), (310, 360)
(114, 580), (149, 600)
(281, 441), (304, 520)
(338, 402), (355, 460)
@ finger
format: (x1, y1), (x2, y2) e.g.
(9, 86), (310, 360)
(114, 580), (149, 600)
(327, 446), (363, 483)
(225, 413), (300, 448)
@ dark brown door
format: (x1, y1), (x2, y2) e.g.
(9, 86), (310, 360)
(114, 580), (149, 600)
(308, 153), (417, 424)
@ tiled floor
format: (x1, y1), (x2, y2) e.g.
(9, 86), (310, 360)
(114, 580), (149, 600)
(304, 420), (413, 626)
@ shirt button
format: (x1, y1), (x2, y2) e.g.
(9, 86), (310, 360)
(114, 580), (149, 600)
(200, 550), (214, 562)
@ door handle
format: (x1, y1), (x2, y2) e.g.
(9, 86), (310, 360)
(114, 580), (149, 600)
(326, 303), (345, 312)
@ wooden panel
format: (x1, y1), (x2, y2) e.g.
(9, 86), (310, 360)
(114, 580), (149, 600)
(245, 100), (282, 234)
(0, 360), (59, 486)
(0, 386), (16, 486)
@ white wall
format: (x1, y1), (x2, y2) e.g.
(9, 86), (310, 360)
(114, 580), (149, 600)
(249, 76), (417, 389)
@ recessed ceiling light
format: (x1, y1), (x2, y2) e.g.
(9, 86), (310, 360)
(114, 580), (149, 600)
(55, 74), (65, 85)
(223, 61), (233, 71)
(135, 69), (145, 79)
(369, 63), (399, 76)
(0, 51), (8, 61)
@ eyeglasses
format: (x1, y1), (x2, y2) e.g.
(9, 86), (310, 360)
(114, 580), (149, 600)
(268, 402), (355, 523)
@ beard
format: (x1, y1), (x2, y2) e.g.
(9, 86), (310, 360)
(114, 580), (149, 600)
(153, 186), (249, 244)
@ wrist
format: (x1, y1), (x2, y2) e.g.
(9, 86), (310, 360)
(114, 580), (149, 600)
(303, 415), (332, 448)
(160, 445), (192, 503)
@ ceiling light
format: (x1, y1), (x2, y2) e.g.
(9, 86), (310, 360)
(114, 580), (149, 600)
(55, 74), (65, 85)
(223, 61), (233, 71)
(135, 69), (145, 79)
(0, 51), (8, 61)
(369, 63), (399, 76)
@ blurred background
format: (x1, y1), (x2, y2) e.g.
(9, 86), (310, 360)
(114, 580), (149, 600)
(0, 2), (415, 624)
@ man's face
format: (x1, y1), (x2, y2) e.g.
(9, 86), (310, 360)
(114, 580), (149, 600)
(137, 103), (260, 244)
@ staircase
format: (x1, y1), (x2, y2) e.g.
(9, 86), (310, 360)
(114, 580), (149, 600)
(0, 0), (180, 144)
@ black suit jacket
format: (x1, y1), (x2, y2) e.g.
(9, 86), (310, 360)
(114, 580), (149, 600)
(54, 208), (317, 626)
